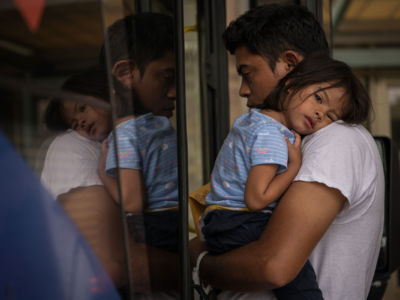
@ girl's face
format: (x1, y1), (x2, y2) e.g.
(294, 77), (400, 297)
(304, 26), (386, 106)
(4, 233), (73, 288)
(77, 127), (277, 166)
(62, 97), (112, 142)
(283, 82), (348, 135)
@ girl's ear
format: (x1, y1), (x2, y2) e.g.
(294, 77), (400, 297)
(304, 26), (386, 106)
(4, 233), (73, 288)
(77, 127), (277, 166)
(111, 59), (137, 89)
(281, 50), (303, 72)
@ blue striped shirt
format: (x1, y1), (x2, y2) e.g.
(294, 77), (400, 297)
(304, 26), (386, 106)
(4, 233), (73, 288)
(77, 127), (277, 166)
(206, 109), (294, 209)
(106, 113), (178, 210)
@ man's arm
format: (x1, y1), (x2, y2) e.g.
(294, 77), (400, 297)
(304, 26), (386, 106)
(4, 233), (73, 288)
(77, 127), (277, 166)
(58, 185), (127, 287)
(59, 185), (179, 293)
(192, 181), (345, 291)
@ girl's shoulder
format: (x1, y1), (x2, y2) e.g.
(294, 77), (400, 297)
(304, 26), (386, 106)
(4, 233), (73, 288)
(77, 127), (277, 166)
(233, 109), (265, 124)
(116, 113), (174, 138)
(237, 109), (281, 128)
(236, 110), (293, 140)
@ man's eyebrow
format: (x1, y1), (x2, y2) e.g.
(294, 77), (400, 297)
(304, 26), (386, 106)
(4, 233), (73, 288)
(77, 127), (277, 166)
(237, 64), (247, 75)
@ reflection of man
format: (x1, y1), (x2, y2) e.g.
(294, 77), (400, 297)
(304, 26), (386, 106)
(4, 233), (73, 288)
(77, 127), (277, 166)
(99, 13), (180, 253)
(100, 13), (176, 118)
(59, 12), (180, 295)
(190, 4), (384, 300)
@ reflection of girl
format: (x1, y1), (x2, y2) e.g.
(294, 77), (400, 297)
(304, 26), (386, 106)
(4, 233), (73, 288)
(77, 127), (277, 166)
(41, 66), (112, 198)
(202, 53), (371, 299)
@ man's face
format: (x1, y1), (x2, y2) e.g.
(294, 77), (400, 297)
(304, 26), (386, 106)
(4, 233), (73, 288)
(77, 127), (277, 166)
(234, 46), (290, 108)
(131, 51), (176, 118)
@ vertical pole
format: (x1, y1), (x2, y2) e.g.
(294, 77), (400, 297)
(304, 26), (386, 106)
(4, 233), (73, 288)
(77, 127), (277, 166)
(174, 0), (192, 298)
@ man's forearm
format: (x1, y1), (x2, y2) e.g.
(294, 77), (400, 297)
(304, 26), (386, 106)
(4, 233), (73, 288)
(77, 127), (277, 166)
(199, 241), (280, 292)
(128, 240), (179, 292)
(196, 181), (346, 292)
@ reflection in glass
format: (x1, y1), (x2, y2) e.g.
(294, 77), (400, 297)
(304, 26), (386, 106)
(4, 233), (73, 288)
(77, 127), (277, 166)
(0, 1), (123, 298)
(99, 12), (180, 298)
(0, 1), (180, 298)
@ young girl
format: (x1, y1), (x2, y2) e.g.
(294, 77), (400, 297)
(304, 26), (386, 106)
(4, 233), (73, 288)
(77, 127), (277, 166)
(201, 52), (371, 299)
(41, 66), (112, 198)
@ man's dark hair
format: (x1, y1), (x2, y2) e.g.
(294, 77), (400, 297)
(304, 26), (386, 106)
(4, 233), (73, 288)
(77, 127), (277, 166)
(44, 65), (110, 131)
(223, 4), (329, 71)
(99, 12), (174, 75)
(261, 52), (371, 124)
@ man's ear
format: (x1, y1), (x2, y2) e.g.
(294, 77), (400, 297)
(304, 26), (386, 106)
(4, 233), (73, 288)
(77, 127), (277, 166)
(111, 59), (137, 88)
(281, 50), (303, 72)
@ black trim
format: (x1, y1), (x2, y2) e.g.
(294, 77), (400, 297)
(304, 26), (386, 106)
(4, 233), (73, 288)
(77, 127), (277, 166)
(197, 0), (229, 182)
(306, 0), (323, 26)
(174, 0), (192, 298)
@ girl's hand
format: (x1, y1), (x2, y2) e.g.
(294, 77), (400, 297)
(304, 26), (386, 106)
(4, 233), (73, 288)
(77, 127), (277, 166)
(286, 130), (302, 170)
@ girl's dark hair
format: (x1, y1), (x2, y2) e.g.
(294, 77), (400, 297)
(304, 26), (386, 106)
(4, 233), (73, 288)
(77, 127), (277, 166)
(261, 52), (371, 124)
(44, 65), (110, 131)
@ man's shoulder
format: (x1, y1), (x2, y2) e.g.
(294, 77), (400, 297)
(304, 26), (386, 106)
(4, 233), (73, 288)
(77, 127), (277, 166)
(301, 122), (380, 167)
(316, 121), (363, 135)
(48, 130), (100, 156)
(50, 130), (86, 148)
(305, 122), (372, 147)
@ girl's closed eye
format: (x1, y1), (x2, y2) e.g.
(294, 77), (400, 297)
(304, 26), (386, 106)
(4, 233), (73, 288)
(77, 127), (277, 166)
(327, 113), (337, 122)
(314, 93), (322, 103)
(78, 104), (87, 112)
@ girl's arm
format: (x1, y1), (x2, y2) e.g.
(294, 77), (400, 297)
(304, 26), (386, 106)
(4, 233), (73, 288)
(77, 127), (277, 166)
(98, 140), (145, 213)
(244, 132), (302, 211)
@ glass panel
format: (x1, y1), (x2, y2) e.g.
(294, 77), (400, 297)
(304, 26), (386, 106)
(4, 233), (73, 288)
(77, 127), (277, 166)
(101, 0), (181, 297)
(0, 0), (182, 298)
(0, 0), (122, 299)
(183, 0), (204, 234)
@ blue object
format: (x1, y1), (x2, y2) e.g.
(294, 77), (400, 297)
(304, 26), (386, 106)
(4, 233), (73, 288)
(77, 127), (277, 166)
(0, 133), (120, 300)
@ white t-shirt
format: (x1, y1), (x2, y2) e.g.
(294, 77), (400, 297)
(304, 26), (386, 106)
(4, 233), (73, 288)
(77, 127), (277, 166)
(219, 122), (385, 300)
(41, 130), (102, 199)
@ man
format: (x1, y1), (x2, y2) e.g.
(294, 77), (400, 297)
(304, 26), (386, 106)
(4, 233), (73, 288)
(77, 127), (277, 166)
(190, 4), (384, 300)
